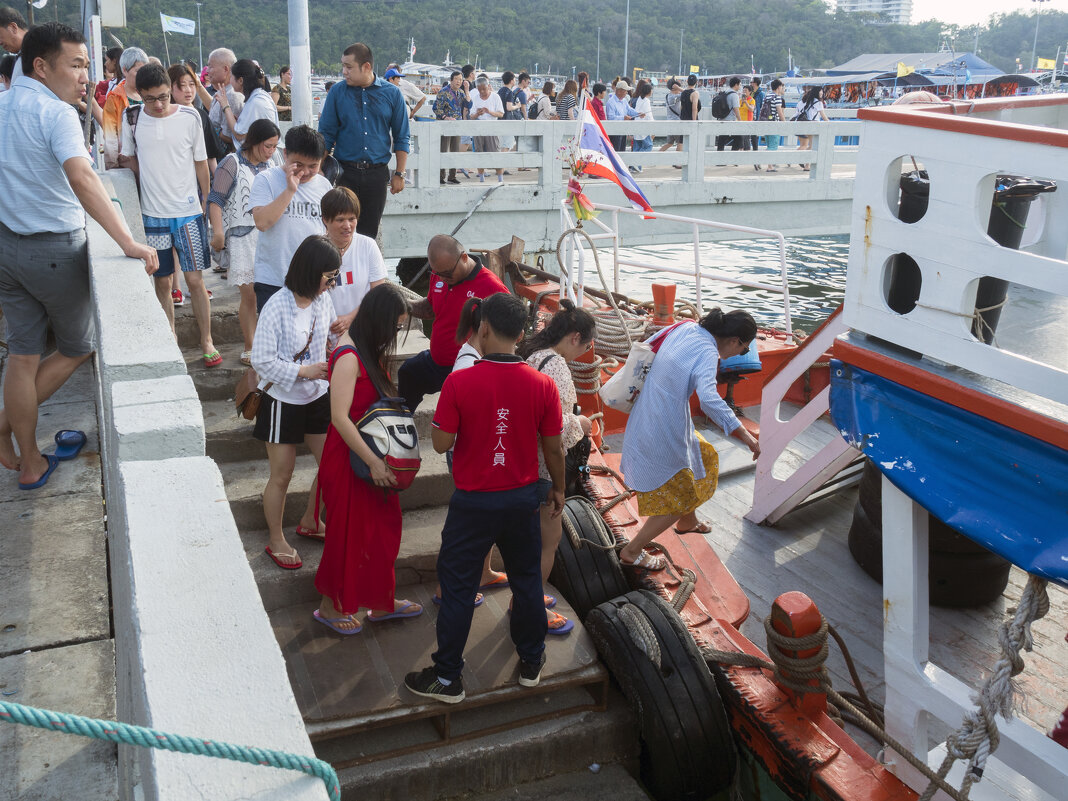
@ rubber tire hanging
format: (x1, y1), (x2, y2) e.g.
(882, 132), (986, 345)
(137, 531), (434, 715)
(586, 590), (736, 800)
(549, 497), (631, 621)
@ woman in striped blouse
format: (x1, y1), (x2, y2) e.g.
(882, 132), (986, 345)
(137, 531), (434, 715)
(618, 308), (761, 570)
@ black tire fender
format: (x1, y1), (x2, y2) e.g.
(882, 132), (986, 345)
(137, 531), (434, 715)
(586, 590), (736, 800)
(549, 497), (631, 621)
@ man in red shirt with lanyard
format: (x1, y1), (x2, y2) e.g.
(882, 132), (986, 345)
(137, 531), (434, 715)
(398, 234), (507, 412)
(405, 293), (566, 703)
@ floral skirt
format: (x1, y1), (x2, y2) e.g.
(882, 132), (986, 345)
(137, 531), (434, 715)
(636, 435), (719, 517)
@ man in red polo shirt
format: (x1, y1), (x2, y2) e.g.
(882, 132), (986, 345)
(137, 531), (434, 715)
(404, 293), (565, 704)
(397, 233), (507, 412)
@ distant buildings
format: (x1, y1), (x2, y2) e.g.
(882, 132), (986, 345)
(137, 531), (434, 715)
(836, 0), (912, 26)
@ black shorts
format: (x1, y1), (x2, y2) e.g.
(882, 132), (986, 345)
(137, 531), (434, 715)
(253, 391), (331, 444)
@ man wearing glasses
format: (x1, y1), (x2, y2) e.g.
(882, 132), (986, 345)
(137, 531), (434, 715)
(397, 234), (507, 413)
(119, 63), (219, 367)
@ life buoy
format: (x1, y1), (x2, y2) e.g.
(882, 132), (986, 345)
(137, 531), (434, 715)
(549, 497), (630, 621)
(586, 590), (736, 800)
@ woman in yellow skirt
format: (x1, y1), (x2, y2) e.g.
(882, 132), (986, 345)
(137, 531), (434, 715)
(618, 308), (761, 570)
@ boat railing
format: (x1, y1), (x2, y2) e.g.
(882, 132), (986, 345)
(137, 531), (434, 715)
(845, 97), (1068, 407)
(745, 306), (854, 526)
(557, 200), (794, 341)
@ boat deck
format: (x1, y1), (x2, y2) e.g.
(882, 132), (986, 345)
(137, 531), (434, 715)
(609, 409), (1068, 754)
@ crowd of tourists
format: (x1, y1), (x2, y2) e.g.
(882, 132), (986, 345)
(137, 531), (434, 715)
(0, 11), (767, 702)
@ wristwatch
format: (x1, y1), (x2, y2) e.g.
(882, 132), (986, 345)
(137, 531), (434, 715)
(393, 171), (404, 178)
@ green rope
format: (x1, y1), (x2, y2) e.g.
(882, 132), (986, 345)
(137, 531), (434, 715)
(0, 701), (339, 801)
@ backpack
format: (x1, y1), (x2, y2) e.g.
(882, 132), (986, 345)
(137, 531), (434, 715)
(793, 100), (815, 122)
(758, 96), (776, 121)
(124, 104), (142, 142)
(710, 90), (732, 120)
(528, 99), (541, 119)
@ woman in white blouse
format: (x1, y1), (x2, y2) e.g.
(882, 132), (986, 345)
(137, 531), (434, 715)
(520, 300), (596, 634)
(216, 58), (278, 150)
(250, 235), (339, 570)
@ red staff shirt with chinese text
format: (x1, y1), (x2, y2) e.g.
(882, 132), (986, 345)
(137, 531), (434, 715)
(433, 356), (563, 492)
(428, 256), (508, 366)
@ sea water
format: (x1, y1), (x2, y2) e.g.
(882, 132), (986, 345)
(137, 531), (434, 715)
(612, 235), (850, 334)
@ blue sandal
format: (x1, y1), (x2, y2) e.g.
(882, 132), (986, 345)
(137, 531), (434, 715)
(53, 430), (86, 461)
(18, 454), (60, 490)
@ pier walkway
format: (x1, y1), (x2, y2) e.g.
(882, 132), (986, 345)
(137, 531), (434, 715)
(0, 357), (117, 801)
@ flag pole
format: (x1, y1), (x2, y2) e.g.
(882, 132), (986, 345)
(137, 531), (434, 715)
(163, 30), (171, 64)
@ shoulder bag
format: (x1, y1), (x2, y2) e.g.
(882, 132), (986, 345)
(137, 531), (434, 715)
(234, 313), (317, 420)
(599, 321), (692, 414)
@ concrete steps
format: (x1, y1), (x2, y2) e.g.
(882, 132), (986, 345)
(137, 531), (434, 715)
(326, 690), (643, 801)
(185, 281), (641, 800)
(241, 504), (450, 613)
(220, 448), (454, 533)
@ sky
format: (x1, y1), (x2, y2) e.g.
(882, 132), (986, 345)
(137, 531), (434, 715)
(911, 1), (1061, 27)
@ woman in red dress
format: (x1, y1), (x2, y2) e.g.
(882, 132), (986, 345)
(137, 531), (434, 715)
(313, 284), (423, 633)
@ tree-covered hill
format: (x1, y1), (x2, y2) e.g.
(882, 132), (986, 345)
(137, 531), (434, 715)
(37, 0), (1068, 78)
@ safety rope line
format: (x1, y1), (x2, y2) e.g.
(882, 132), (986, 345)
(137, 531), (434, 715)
(0, 701), (340, 801)
(912, 299), (1008, 348)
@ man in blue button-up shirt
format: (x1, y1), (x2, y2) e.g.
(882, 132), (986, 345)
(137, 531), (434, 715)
(318, 42), (410, 240)
(605, 81), (636, 153)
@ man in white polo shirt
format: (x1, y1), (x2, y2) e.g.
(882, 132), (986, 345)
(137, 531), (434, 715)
(119, 62), (219, 367)
(0, 22), (157, 490)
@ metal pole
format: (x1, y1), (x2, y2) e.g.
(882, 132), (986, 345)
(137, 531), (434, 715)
(287, 0), (312, 124)
(623, 0), (630, 79)
(1031, 0), (1049, 73)
(679, 29), (683, 76)
(25, 0), (33, 25)
(596, 27), (600, 82)
(196, 2), (203, 68)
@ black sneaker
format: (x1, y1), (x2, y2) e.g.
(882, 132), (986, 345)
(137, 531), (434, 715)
(518, 652), (546, 687)
(404, 666), (465, 704)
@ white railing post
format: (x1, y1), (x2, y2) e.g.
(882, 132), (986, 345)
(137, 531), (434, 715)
(612, 209), (620, 296)
(692, 222), (702, 304)
(777, 233), (793, 343)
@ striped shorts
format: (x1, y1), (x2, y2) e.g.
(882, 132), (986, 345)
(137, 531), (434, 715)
(142, 213), (210, 278)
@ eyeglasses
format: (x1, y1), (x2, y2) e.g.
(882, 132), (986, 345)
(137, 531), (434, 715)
(431, 253), (463, 280)
(142, 93), (170, 104)
(323, 269), (340, 284)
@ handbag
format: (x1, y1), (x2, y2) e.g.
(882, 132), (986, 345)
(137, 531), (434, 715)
(599, 321), (691, 414)
(344, 344), (421, 491)
(234, 313), (317, 420)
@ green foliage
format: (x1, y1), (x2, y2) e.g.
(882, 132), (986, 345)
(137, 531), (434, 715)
(53, 0), (1068, 77)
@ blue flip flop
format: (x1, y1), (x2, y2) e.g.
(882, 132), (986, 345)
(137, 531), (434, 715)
(53, 430), (86, 461)
(366, 600), (424, 622)
(18, 454), (60, 491)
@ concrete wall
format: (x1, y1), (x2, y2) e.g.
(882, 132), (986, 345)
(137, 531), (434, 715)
(370, 118), (859, 257)
(92, 171), (328, 801)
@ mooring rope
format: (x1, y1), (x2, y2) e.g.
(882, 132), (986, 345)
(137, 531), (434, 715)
(0, 701), (340, 801)
(699, 574), (1052, 801)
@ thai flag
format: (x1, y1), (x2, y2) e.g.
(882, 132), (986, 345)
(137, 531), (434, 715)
(576, 109), (653, 214)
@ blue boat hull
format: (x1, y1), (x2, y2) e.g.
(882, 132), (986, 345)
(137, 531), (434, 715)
(829, 360), (1068, 587)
